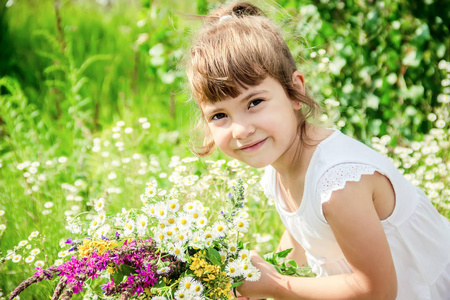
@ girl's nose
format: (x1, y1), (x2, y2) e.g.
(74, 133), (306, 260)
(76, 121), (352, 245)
(231, 120), (255, 139)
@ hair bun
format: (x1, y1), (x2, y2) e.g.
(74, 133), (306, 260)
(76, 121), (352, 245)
(230, 2), (265, 17)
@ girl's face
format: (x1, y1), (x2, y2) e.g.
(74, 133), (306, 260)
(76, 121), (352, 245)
(201, 75), (303, 169)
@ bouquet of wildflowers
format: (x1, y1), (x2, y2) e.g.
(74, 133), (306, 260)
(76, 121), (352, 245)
(9, 163), (263, 300)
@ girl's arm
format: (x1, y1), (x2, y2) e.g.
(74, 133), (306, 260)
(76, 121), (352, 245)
(277, 229), (307, 267)
(239, 172), (397, 300)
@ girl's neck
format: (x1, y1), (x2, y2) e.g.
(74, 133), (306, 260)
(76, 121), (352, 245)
(272, 123), (333, 187)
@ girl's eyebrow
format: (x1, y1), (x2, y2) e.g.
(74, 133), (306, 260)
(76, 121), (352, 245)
(239, 89), (269, 103)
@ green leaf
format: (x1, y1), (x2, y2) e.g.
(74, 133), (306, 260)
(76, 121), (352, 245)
(206, 247), (221, 265)
(287, 260), (298, 268)
(275, 248), (292, 259)
(231, 281), (244, 288)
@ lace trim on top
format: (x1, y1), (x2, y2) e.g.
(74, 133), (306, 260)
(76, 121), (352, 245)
(317, 163), (378, 206)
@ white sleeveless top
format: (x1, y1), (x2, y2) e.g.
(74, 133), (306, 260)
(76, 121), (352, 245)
(261, 130), (450, 300)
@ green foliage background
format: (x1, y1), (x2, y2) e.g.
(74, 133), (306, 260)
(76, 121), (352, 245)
(0, 0), (448, 298)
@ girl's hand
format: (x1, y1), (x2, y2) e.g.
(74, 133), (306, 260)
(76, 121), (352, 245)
(237, 250), (282, 299)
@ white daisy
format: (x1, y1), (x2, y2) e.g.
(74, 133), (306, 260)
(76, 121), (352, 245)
(164, 226), (176, 240)
(219, 250), (228, 262)
(174, 288), (190, 300)
(212, 221), (228, 238)
(234, 217), (249, 233)
(238, 249), (250, 260)
(30, 248), (41, 256)
(170, 242), (186, 261)
(25, 256), (35, 263)
(136, 215), (149, 235)
(156, 266), (171, 275)
(177, 213), (192, 230)
(179, 276), (196, 290)
(165, 216), (177, 226)
(183, 202), (196, 213)
(12, 255), (22, 263)
(58, 250), (68, 258)
(225, 260), (241, 277)
(90, 218), (100, 231)
(30, 231), (39, 237)
(97, 224), (111, 238)
(144, 203), (157, 217)
(167, 199), (180, 213)
(243, 267), (261, 281)
(35, 260), (45, 268)
(155, 204), (168, 220)
(174, 231), (189, 244)
(189, 231), (205, 245)
(228, 242), (238, 254)
(18, 240), (28, 247)
(123, 220), (135, 236)
(94, 198), (105, 212)
(151, 296), (168, 300)
(196, 216), (208, 228)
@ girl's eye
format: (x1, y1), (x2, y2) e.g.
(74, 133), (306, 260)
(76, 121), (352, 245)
(249, 99), (263, 108)
(211, 113), (227, 120)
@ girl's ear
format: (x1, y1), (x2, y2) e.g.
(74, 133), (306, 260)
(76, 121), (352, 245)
(292, 70), (306, 95)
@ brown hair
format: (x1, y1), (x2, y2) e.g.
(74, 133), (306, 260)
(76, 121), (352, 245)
(186, 1), (321, 156)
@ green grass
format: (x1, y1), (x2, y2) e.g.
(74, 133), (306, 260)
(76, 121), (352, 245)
(0, 0), (448, 299)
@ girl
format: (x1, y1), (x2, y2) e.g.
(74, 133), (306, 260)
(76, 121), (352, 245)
(186, 2), (450, 299)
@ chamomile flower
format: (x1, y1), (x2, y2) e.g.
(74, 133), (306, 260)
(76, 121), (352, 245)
(123, 220), (135, 236)
(177, 213), (192, 230)
(25, 256), (35, 263)
(164, 226), (176, 239)
(90, 218), (101, 231)
(144, 203), (157, 217)
(244, 266), (261, 281)
(238, 249), (250, 260)
(228, 242), (238, 254)
(165, 216), (177, 226)
(170, 242), (186, 261)
(136, 215), (149, 235)
(35, 260), (45, 268)
(238, 259), (252, 272)
(183, 202), (196, 213)
(0, 224), (6, 230)
(156, 266), (171, 275)
(225, 260), (241, 277)
(145, 185), (157, 198)
(151, 296), (168, 300)
(234, 217), (249, 233)
(167, 199), (180, 213)
(54, 259), (64, 266)
(12, 255), (22, 263)
(212, 221), (228, 238)
(174, 231), (189, 244)
(174, 288), (190, 300)
(155, 204), (168, 220)
(188, 232), (204, 249)
(30, 248), (41, 256)
(94, 198), (105, 212)
(219, 250), (228, 262)
(97, 224), (111, 237)
(30, 231), (39, 238)
(58, 250), (68, 258)
(18, 240), (28, 247)
(196, 216), (208, 228)
(179, 276), (196, 290)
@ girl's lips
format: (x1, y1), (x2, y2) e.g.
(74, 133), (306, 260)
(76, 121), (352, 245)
(239, 138), (267, 153)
